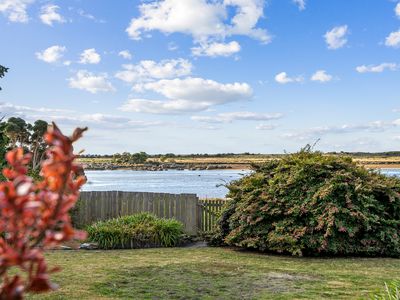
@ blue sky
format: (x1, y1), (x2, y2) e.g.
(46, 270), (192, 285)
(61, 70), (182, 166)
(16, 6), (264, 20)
(0, 0), (399, 154)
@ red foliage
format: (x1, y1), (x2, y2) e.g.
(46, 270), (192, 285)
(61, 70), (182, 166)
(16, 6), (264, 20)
(0, 123), (87, 299)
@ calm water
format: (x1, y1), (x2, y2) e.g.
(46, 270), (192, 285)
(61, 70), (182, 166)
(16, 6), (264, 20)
(83, 169), (400, 198)
(83, 169), (251, 198)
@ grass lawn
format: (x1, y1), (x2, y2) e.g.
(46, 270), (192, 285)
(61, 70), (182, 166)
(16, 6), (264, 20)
(27, 247), (399, 300)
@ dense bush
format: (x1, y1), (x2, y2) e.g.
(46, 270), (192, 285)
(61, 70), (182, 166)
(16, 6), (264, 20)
(211, 149), (400, 257)
(87, 213), (185, 249)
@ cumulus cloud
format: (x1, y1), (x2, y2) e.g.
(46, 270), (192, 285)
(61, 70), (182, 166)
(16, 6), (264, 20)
(79, 48), (101, 64)
(293, 0), (306, 11)
(275, 72), (303, 84)
(324, 25), (349, 49)
(356, 63), (398, 73)
(0, 0), (34, 23)
(311, 70), (333, 83)
(120, 77), (253, 114)
(68, 70), (115, 94)
(385, 29), (400, 48)
(191, 111), (282, 123)
(39, 4), (65, 26)
(192, 41), (241, 57)
(115, 59), (192, 83)
(36, 45), (66, 63)
(118, 50), (132, 60)
(126, 0), (270, 44)
(396, 2), (400, 18)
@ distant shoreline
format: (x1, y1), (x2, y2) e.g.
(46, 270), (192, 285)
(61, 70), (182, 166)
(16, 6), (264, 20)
(82, 163), (400, 171)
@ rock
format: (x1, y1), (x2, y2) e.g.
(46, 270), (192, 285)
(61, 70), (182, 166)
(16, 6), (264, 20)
(60, 245), (73, 250)
(79, 242), (99, 250)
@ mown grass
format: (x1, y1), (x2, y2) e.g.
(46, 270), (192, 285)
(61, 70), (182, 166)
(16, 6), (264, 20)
(27, 247), (400, 300)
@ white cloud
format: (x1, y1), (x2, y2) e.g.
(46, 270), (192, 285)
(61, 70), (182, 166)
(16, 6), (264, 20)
(68, 70), (115, 94)
(118, 50), (132, 60)
(0, 102), (72, 115)
(115, 59), (192, 83)
(77, 9), (105, 23)
(285, 121), (394, 141)
(126, 0), (270, 44)
(293, 0), (306, 11)
(120, 99), (210, 114)
(324, 25), (349, 50)
(396, 2), (400, 18)
(191, 111), (282, 123)
(168, 42), (179, 51)
(0, 0), (34, 23)
(39, 4), (65, 26)
(356, 63), (398, 73)
(79, 48), (101, 64)
(311, 70), (333, 83)
(36, 45), (66, 63)
(120, 77), (253, 114)
(256, 123), (277, 130)
(0, 102), (164, 131)
(275, 72), (303, 84)
(192, 41), (241, 57)
(385, 29), (400, 48)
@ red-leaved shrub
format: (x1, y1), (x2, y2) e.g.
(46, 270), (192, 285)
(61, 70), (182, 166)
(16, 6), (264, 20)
(0, 123), (87, 299)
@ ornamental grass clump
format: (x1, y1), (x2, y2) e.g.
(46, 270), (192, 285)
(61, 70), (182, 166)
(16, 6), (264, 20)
(211, 148), (400, 257)
(87, 212), (185, 249)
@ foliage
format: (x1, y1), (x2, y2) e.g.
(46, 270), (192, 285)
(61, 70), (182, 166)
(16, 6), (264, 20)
(0, 121), (8, 181)
(370, 280), (400, 300)
(212, 148), (400, 257)
(0, 65), (8, 91)
(112, 151), (149, 164)
(87, 213), (185, 249)
(0, 118), (49, 176)
(0, 123), (87, 299)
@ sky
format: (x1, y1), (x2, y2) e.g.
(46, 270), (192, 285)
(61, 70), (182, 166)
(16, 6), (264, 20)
(0, 0), (399, 154)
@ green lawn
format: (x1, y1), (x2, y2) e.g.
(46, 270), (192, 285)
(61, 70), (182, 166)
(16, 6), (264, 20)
(28, 247), (399, 300)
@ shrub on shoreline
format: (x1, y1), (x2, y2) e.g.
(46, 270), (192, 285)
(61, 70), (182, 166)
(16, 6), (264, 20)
(211, 148), (400, 257)
(87, 213), (185, 249)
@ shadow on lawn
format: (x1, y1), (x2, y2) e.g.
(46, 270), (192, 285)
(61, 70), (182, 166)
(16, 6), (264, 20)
(93, 261), (316, 299)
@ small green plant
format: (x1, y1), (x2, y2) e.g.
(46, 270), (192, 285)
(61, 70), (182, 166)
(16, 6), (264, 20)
(86, 213), (185, 249)
(370, 280), (400, 299)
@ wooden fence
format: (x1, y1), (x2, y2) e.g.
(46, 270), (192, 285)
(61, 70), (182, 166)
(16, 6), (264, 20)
(74, 191), (227, 235)
(197, 199), (227, 232)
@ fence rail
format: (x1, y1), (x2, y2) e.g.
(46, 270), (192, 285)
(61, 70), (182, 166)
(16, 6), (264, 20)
(74, 191), (227, 235)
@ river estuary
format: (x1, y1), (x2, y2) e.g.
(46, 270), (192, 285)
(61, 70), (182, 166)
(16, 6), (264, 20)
(82, 169), (400, 198)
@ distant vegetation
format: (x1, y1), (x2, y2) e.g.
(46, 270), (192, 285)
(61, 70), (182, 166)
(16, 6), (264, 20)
(112, 151), (149, 164)
(211, 148), (400, 257)
(0, 117), (48, 179)
(0, 64), (8, 90)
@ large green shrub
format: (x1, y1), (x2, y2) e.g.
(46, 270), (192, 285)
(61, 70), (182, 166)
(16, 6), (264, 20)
(87, 213), (185, 249)
(212, 149), (400, 257)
